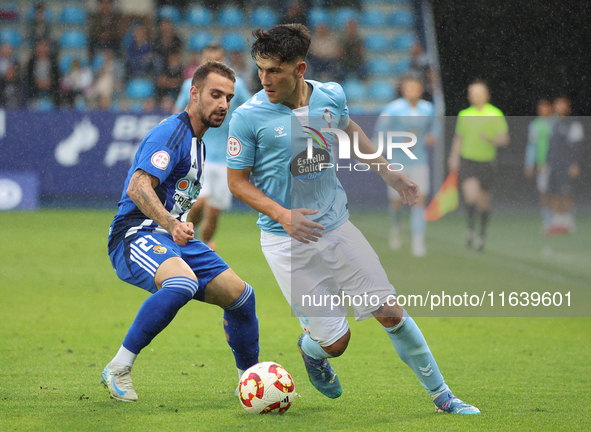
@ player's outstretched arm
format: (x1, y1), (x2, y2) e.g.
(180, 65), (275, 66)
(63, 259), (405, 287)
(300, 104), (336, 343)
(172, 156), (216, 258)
(127, 169), (194, 245)
(227, 167), (325, 243)
(343, 120), (419, 206)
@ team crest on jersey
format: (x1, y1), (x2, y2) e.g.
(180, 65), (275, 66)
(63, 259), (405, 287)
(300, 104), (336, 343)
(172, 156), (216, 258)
(153, 245), (168, 254)
(151, 151), (170, 170)
(228, 136), (242, 157)
(322, 109), (333, 128)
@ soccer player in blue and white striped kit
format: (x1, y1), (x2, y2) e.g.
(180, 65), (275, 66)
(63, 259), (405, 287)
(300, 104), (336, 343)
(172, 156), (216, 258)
(227, 24), (479, 414)
(102, 61), (259, 402)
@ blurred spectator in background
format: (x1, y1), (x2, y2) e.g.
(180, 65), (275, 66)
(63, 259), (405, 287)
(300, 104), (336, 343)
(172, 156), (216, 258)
(28, 2), (51, 47)
(91, 49), (124, 107)
(0, 63), (24, 108)
(62, 59), (93, 108)
(524, 99), (555, 231)
(142, 97), (157, 113)
(374, 76), (437, 257)
(183, 52), (200, 79)
(409, 42), (435, 100)
(281, 1), (308, 27)
(229, 50), (254, 93)
(0, 44), (18, 77)
(448, 80), (509, 252)
(153, 18), (183, 75)
(156, 51), (184, 101)
(338, 19), (367, 81)
(125, 25), (153, 79)
(160, 95), (175, 113)
(545, 96), (583, 235)
(308, 24), (341, 82)
(26, 39), (60, 106)
(89, 0), (123, 58)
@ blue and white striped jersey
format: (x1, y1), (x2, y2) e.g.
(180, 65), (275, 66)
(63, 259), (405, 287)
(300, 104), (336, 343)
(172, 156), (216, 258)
(108, 111), (204, 254)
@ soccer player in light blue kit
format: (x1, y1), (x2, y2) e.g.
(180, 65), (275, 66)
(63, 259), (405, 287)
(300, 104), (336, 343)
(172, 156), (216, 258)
(102, 62), (259, 402)
(227, 24), (479, 414)
(374, 75), (438, 256)
(175, 45), (251, 248)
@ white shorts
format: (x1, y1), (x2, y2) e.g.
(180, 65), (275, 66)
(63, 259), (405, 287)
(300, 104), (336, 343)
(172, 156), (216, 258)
(388, 164), (430, 201)
(536, 166), (549, 194)
(200, 163), (232, 210)
(260, 221), (397, 347)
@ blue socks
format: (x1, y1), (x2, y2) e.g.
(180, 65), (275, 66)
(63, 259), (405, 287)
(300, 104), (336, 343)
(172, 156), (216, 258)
(300, 333), (332, 359)
(122, 277), (197, 354)
(385, 316), (448, 396)
(223, 283), (260, 370)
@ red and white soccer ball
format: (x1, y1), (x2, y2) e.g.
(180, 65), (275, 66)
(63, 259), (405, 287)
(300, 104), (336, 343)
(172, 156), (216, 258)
(238, 362), (296, 414)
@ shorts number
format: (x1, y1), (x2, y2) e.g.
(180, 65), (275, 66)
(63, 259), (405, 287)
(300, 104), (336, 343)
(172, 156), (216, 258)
(134, 235), (161, 252)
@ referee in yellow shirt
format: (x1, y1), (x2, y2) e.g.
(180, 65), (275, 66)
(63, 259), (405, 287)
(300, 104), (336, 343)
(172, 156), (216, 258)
(448, 80), (510, 251)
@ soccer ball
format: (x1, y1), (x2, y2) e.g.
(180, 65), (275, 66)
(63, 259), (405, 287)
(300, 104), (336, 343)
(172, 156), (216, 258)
(238, 362), (296, 414)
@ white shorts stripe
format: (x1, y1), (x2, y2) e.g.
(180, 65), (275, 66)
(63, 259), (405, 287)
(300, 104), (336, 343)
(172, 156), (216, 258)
(129, 249), (157, 274)
(130, 244), (160, 268)
(130, 253), (156, 276)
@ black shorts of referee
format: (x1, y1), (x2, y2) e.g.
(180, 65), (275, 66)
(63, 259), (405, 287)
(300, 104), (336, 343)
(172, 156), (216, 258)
(458, 157), (496, 192)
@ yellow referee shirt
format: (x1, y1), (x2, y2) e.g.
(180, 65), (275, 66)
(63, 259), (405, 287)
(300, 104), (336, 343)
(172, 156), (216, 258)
(455, 104), (508, 162)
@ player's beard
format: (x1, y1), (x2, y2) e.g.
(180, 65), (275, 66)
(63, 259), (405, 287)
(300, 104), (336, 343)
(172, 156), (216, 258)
(197, 102), (226, 128)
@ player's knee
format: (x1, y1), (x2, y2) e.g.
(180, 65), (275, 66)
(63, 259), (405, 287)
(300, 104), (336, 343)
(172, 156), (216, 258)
(155, 257), (197, 290)
(323, 330), (350, 357)
(373, 304), (405, 328)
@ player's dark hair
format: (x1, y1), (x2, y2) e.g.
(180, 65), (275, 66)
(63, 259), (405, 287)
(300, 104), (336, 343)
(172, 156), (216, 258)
(400, 75), (423, 87)
(250, 24), (311, 64)
(191, 60), (235, 90)
(203, 44), (223, 52)
(469, 78), (489, 90)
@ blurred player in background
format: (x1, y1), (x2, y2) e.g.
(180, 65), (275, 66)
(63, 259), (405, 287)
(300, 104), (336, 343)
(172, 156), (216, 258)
(175, 45), (251, 249)
(524, 99), (554, 231)
(102, 62), (259, 402)
(228, 24), (480, 415)
(448, 80), (509, 251)
(374, 75), (438, 257)
(545, 96), (583, 234)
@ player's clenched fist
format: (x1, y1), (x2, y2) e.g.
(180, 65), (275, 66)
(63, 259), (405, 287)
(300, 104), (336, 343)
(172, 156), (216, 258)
(171, 222), (194, 246)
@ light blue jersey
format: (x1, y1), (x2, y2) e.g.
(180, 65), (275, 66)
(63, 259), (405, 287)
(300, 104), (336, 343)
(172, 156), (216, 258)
(228, 80), (350, 236)
(175, 76), (251, 163)
(374, 98), (437, 168)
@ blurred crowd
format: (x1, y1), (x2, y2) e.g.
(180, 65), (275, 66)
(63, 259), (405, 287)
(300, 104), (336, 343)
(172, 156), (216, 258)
(0, 0), (432, 113)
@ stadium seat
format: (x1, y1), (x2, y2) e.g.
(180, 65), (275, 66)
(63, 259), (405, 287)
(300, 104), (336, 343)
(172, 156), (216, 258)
(393, 57), (411, 75)
(360, 0), (383, 5)
(308, 8), (329, 29)
(0, 28), (22, 47)
(342, 80), (367, 101)
(157, 6), (181, 24)
(250, 8), (278, 28)
(187, 33), (213, 52)
(362, 9), (388, 28)
(31, 98), (55, 112)
(364, 34), (390, 52)
(221, 33), (246, 52)
(60, 6), (87, 25)
(218, 7), (243, 27)
(186, 5), (213, 27)
(60, 30), (88, 49)
(393, 33), (416, 51)
(334, 8), (357, 28)
(391, 10), (415, 27)
(92, 52), (105, 72)
(370, 81), (395, 101)
(26, 5), (54, 22)
(368, 58), (392, 77)
(126, 78), (155, 99)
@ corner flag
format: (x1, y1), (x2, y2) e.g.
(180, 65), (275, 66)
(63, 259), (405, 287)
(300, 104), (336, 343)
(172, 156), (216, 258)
(423, 172), (459, 221)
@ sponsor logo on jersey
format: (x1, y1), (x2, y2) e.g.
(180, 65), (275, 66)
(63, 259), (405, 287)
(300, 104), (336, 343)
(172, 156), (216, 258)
(274, 126), (287, 138)
(153, 245), (167, 254)
(228, 136), (242, 157)
(174, 177), (201, 211)
(151, 151), (170, 170)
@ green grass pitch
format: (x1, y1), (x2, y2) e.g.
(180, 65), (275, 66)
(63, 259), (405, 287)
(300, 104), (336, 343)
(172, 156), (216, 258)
(0, 210), (589, 431)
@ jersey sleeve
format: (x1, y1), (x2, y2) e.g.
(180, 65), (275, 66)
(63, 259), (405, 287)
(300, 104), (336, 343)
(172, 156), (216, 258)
(334, 83), (350, 129)
(455, 113), (465, 136)
(174, 79), (192, 111)
(227, 111), (257, 169)
(135, 126), (186, 184)
(495, 112), (509, 135)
